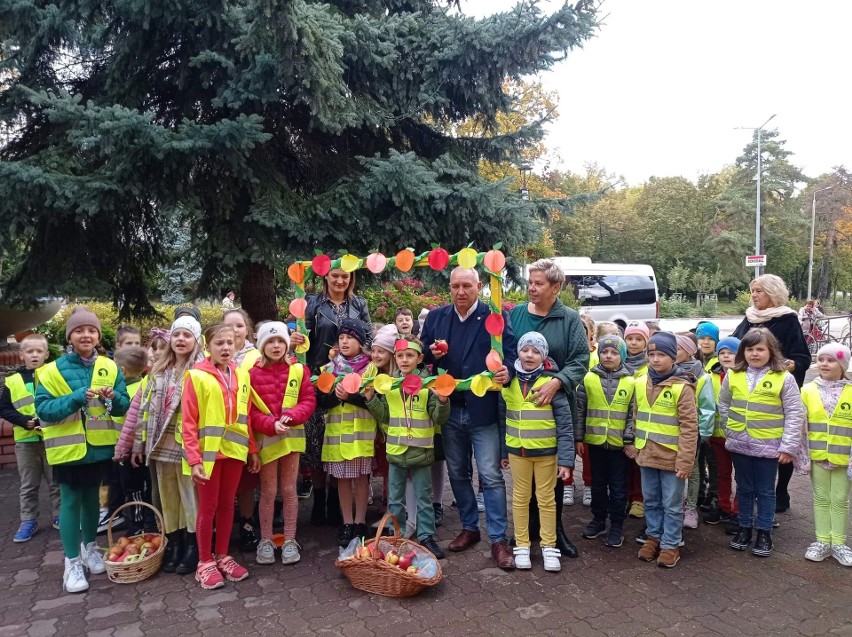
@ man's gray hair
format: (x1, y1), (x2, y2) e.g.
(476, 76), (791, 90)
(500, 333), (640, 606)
(528, 259), (565, 286)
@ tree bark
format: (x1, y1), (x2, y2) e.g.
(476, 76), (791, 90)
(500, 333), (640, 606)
(240, 262), (278, 325)
(816, 219), (836, 302)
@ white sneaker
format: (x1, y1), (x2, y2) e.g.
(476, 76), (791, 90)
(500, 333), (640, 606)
(513, 546), (532, 569)
(832, 544), (852, 567)
(256, 539), (275, 565)
(804, 541), (832, 562)
(63, 557), (89, 593)
(80, 542), (105, 575)
(582, 489), (592, 506)
(281, 539), (301, 565)
(562, 485), (575, 506)
(476, 492), (485, 512)
(682, 508), (699, 529)
(542, 546), (562, 572)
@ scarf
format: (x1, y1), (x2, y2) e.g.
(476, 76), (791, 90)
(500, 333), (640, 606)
(329, 352), (370, 375)
(514, 358), (544, 385)
(144, 368), (183, 446)
(745, 305), (797, 324)
(624, 351), (647, 374)
(648, 364), (679, 386)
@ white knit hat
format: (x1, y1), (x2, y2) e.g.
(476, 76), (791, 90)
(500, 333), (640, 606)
(817, 343), (851, 373)
(256, 321), (290, 353)
(170, 316), (201, 341)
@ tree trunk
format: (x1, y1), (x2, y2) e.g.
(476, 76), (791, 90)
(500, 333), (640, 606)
(240, 262), (278, 325)
(816, 220), (836, 302)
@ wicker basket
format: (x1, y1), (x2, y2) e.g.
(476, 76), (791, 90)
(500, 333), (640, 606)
(104, 501), (167, 584)
(335, 513), (442, 597)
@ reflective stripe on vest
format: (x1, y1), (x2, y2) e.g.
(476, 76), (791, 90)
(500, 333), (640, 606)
(252, 363), (307, 463)
(634, 376), (684, 451)
(803, 383), (852, 466)
(182, 366), (251, 476)
(5, 373), (41, 442)
(35, 357), (120, 465)
(709, 372), (725, 438)
(321, 403), (376, 462)
(501, 376), (557, 450)
(583, 373), (635, 448)
(726, 371), (786, 441)
(386, 387), (434, 455)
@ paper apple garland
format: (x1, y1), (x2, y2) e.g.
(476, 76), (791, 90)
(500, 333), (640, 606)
(289, 297), (307, 319)
(456, 247), (478, 269)
(483, 248), (506, 273)
(484, 313), (504, 336)
(311, 254), (331, 277)
(395, 249), (415, 272)
(401, 375), (423, 396)
(316, 372), (336, 394)
(428, 247), (449, 270)
(366, 252), (387, 274)
(341, 373), (363, 395)
(340, 254), (361, 273)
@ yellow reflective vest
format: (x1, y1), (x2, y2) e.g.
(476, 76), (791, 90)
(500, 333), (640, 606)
(386, 388), (434, 456)
(726, 370), (786, 441)
(709, 372), (725, 438)
(239, 348), (261, 371)
(502, 376), (557, 451)
(182, 366), (251, 476)
(252, 364), (306, 463)
(36, 357), (120, 465)
(704, 356), (719, 373)
(113, 377), (146, 426)
(589, 349), (599, 370)
(634, 376), (684, 452)
(322, 401), (376, 462)
(583, 373), (635, 448)
(5, 373), (41, 443)
(802, 382), (852, 467)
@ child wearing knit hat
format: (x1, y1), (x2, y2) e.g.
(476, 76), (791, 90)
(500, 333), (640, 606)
(695, 322), (720, 371)
(623, 321), (650, 518)
(634, 331), (699, 568)
(35, 306), (131, 594)
(703, 336), (741, 527)
(499, 331), (575, 572)
(801, 343), (852, 566)
(577, 334), (635, 549)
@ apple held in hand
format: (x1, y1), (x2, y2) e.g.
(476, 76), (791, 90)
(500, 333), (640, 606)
(433, 339), (448, 354)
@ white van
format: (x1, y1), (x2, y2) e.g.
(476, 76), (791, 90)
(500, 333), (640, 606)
(526, 258), (660, 330)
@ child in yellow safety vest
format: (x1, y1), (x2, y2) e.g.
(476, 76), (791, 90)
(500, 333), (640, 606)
(577, 335), (635, 549)
(316, 318), (376, 550)
(499, 331), (574, 573)
(623, 321), (650, 520)
(717, 327), (805, 559)
(34, 306), (131, 594)
(802, 343), (852, 567)
(249, 322), (316, 567)
(0, 334), (61, 543)
(633, 331), (698, 569)
(364, 336), (450, 559)
(182, 323), (260, 590)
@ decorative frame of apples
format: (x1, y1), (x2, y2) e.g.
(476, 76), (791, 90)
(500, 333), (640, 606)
(106, 534), (162, 563)
(287, 244), (508, 399)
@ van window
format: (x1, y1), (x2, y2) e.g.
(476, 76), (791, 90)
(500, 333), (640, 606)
(566, 275), (656, 307)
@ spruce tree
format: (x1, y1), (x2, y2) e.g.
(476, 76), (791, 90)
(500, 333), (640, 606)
(0, 1), (598, 319)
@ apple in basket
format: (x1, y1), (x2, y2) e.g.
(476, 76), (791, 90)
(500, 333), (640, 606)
(406, 566), (419, 574)
(385, 550), (400, 565)
(397, 552), (413, 570)
(364, 541), (384, 560)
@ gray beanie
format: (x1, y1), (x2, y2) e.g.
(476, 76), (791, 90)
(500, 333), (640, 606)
(517, 331), (549, 359)
(65, 306), (101, 340)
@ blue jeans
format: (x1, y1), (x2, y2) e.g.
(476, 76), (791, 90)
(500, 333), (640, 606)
(731, 453), (777, 531)
(442, 406), (508, 543)
(640, 467), (685, 550)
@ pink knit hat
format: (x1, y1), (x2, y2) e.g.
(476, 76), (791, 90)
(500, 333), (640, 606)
(373, 324), (399, 353)
(624, 321), (649, 343)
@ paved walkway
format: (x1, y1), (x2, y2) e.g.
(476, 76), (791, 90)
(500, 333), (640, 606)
(1, 461), (850, 637)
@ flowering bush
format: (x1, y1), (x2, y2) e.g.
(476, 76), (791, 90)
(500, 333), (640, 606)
(361, 282), (451, 323)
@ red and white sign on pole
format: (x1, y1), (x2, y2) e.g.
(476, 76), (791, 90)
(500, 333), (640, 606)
(746, 255), (767, 267)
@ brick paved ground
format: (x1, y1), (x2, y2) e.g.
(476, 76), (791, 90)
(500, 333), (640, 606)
(1, 457), (851, 637)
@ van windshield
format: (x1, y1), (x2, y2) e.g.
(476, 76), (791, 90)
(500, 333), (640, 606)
(566, 275), (656, 306)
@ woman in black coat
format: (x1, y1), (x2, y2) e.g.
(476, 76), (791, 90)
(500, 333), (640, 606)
(290, 265), (371, 526)
(731, 274), (810, 512)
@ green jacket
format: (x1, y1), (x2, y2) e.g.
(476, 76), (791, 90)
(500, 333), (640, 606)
(510, 299), (590, 421)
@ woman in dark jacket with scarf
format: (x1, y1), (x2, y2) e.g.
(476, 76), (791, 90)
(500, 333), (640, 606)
(289, 265), (371, 526)
(731, 274), (810, 513)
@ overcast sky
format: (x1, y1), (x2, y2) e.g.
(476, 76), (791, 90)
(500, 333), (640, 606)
(462, 0), (850, 185)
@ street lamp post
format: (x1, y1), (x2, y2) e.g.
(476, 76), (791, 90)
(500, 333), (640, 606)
(518, 163), (531, 200)
(736, 113), (776, 277)
(808, 185), (833, 300)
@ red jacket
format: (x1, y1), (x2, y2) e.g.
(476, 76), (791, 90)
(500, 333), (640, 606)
(249, 361), (316, 437)
(182, 358), (258, 468)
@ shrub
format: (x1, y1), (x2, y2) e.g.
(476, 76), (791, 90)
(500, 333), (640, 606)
(659, 295), (695, 318)
(732, 290), (751, 314)
(360, 280), (452, 324)
(697, 300), (718, 318)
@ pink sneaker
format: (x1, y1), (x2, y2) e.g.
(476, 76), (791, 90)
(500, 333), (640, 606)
(216, 555), (249, 582)
(196, 560), (224, 590)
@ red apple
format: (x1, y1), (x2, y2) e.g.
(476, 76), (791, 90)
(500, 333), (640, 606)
(385, 550), (399, 565)
(397, 553), (413, 570)
(433, 340), (448, 354)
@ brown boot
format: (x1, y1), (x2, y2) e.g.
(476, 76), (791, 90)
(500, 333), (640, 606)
(657, 547), (680, 568)
(637, 536), (660, 561)
(448, 529), (481, 552)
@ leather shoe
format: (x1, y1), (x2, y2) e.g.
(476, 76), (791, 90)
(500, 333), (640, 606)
(448, 529), (481, 552)
(491, 541), (515, 570)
